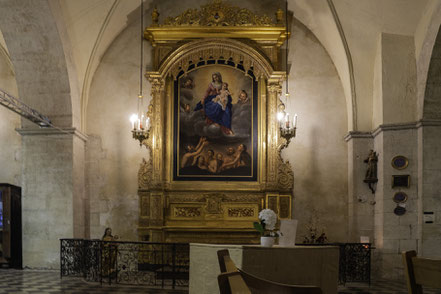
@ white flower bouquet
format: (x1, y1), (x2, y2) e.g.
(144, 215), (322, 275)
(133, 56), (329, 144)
(253, 209), (279, 236)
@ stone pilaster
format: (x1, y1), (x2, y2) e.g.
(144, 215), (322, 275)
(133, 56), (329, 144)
(17, 128), (87, 268)
(372, 123), (419, 280)
(417, 120), (441, 257)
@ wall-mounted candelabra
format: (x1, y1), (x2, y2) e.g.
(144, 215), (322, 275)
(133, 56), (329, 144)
(277, 95), (297, 147)
(277, 0), (297, 149)
(130, 0), (150, 147)
(130, 98), (151, 146)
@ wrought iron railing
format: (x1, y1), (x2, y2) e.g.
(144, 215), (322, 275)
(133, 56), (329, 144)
(298, 243), (372, 285)
(338, 243), (371, 284)
(60, 239), (189, 288)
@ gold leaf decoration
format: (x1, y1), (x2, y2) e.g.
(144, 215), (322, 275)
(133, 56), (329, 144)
(278, 157), (294, 192)
(138, 158), (153, 189)
(228, 207), (255, 218)
(174, 207), (202, 218)
(163, 0), (274, 27)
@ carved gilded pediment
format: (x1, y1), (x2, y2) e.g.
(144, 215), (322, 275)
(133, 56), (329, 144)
(162, 0), (275, 27)
(145, 1), (289, 70)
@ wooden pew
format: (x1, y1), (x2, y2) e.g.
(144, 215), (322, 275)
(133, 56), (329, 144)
(217, 249), (322, 294)
(402, 250), (441, 294)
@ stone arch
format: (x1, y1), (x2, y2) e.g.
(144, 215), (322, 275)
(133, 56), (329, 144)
(291, 0), (355, 131)
(0, 0), (74, 127)
(423, 24), (441, 119)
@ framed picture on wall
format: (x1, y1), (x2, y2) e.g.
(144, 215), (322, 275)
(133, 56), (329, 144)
(391, 155), (409, 170)
(173, 63), (258, 182)
(392, 175), (410, 188)
(393, 191), (408, 203)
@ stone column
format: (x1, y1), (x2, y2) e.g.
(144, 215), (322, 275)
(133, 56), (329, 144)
(18, 128), (87, 268)
(418, 121), (441, 257)
(372, 124), (419, 280)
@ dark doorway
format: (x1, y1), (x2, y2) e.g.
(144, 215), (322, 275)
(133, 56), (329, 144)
(0, 184), (22, 269)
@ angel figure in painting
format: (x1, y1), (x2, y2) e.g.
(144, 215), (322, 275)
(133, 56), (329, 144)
(181, 137), (208, 168)
(220, 144), (251, 171)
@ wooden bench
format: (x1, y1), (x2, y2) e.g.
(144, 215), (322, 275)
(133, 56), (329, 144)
(217, 249), (322, 294)
(402, 250), (441, 294)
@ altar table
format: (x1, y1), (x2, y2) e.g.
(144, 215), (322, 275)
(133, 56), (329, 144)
(189, 243), (339, 294)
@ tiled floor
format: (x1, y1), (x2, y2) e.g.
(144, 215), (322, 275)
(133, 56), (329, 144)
(1, 269), (441, 293)
(338, 280), (441, 294)
(0, 269), (186, 294)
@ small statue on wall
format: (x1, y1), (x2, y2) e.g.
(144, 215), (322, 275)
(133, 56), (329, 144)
(364, 150), (378, 194)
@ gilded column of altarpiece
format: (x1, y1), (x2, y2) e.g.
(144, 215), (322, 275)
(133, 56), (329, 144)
(137, 0), (293, 243)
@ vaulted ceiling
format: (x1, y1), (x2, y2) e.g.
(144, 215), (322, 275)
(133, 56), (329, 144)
(0, 0), (439, 131)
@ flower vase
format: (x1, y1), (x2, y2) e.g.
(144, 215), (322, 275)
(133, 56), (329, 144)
(260, 236), (275, 247)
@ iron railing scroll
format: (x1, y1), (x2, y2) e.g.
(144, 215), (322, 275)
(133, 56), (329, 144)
(60, 239), (189, 289)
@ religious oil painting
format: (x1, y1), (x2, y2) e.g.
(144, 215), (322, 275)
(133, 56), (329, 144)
(173, 64), (258, 181)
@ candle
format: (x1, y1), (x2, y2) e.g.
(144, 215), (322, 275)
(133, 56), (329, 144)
(130, 114), (138, 130)
(294, 114), (297, 128)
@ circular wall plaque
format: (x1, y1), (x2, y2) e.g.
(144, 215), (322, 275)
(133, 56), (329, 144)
(393, 192), (408, 203)
(394, 205), (406, 216)
(391, 155), (409, 170)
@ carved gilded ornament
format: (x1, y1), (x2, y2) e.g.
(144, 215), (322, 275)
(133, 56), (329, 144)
(228, 207), (255, 218)
(163, 0), (275, 27)
(138, 158), (153, 189)
(278, 159), (294, 191)
(138, 1), (294, 243)
(148, 76), (165, 93)
(205, 195), (224, 214)
(151, 39), (273, 80)
(173, 207), (202, 218)
(144, 1), (289, 69)
(167, 192), (264, 203)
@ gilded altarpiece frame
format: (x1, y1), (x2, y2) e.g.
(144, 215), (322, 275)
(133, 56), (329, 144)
(137, 1), (293, 244)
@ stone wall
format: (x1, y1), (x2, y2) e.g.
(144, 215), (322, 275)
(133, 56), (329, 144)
(0, 43), (21, 186)
(86, 17), (147, 240)
(374, 126), (419, 280)
(288, 20), (348, 242)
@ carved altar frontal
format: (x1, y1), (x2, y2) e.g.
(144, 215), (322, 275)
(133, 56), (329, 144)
(138, 0), (293, 244)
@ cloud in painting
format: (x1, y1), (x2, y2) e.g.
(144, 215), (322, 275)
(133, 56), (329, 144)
(179, 104), (252, 143)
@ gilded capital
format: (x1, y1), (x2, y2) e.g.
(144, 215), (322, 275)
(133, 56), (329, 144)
(267, 81), (283, 95)
(149, 78), (164, 94)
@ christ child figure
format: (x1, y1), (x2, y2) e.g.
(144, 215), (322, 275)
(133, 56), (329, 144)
(213, 82), (230, 111)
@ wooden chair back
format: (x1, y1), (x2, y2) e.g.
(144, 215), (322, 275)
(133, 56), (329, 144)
(402, 250), (441, 294)
(218, 249), (238, 273)
(217, 249), (322, 294)
(217, 249), (251, 294)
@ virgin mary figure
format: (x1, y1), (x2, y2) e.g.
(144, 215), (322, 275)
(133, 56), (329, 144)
(194, 72), (233, 135)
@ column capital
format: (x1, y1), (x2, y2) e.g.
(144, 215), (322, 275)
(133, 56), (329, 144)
(16, 127), (88, 142)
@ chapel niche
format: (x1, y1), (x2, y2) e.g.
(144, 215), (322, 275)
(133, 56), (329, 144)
(137, 0), (293, 244)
